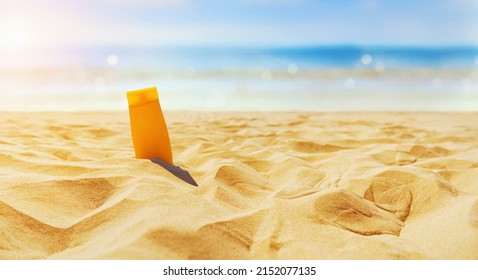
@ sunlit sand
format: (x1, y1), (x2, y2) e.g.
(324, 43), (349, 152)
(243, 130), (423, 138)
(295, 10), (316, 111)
(0, 111), (477, 259)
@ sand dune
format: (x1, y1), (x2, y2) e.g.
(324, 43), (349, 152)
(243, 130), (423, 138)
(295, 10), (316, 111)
(0, 112), (477, 259)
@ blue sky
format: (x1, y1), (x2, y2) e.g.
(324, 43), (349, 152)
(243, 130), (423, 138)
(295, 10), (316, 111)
(1, 0), (477, 47)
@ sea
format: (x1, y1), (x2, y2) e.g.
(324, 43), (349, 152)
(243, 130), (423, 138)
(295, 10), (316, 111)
(1, 45), (477, 111)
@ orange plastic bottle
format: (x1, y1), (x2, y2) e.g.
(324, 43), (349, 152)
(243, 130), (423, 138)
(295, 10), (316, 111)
(126, 87), (173, 164)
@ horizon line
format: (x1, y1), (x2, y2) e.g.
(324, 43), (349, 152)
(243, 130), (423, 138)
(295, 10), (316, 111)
(29, 43), (478, 50)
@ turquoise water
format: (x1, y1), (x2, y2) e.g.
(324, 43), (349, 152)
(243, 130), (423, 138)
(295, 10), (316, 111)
(3, 45), (478, 69)
(0, 46), (477, 111)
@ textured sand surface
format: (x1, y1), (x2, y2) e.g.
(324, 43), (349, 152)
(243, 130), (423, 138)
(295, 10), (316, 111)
(0, 112), (477, 259)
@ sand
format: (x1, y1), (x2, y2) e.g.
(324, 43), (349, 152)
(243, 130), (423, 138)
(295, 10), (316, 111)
(0, 111), (477, 260)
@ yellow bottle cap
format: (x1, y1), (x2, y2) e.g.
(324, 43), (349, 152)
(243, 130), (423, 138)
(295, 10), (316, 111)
(126, 87), (159, 107)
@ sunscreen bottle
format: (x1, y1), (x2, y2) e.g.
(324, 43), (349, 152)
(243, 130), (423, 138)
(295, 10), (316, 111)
(126, 87), (173, 164)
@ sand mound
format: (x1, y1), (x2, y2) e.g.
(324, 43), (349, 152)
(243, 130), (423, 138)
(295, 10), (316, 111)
(0, 112), (477, 259)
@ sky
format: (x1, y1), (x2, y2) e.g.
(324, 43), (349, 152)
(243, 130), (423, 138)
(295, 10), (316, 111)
(0, 0), (477, 49)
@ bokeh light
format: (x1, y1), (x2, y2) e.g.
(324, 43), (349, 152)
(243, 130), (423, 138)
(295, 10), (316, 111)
(361, 54), (373, 65)
(107, 54), (118, 66)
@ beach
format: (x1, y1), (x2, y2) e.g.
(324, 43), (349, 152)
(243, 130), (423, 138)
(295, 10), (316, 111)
(0, 111), (477, 259)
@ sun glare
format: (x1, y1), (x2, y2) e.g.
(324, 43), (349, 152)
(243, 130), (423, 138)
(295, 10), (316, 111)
(0, 19), (33, 52)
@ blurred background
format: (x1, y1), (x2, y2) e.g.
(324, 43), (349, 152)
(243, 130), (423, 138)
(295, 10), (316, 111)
(0, 0), (477, 111)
